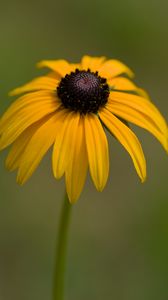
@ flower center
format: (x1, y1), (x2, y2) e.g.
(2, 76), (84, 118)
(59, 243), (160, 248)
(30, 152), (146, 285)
(57, 69), (110, 114)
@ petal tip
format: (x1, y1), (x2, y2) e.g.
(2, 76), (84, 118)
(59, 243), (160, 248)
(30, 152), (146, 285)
(52, 165), (64, 180)
(16, 177), (24, 186)
(141, 176), (147, 183)
(36, 61), (43, 69)
(16, 171), (27, 186)
(8, 88), (24, 97)
(96, 184), (105, 192)
(161, 135), (168, 153)
(68, 194), (79, 204)
(5, 160), (13, 172)
(8, 90), (15, 96)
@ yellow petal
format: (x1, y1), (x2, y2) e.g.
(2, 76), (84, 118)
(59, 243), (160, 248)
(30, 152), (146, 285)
(47, 71), (61, 79)
(84, 114), (109, 191)
(65, 116), (88, 203)
(17, 111), (65, 185)
(81, 56), (106, 72)
(46, 64), (80, 76)
(109, 91), (167, 136)
(37, 59), (72, 77)
(108, 77), (150, 100)
(52, 112), (80, 179)
(0, 91), (59, 134)
(9, 76), (59, 96)
(0, 93), (61, 150)
(70, 63), (81, 70)
(99, 60), (134, 79)
(5, 119), (45, 171)
(107, 102), (168, 151)
(108, 77), (137, 91)
(99, 108), (146, 182)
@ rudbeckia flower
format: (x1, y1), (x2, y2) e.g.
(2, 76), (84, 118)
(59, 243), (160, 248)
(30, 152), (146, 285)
(0, 56), (167, 203)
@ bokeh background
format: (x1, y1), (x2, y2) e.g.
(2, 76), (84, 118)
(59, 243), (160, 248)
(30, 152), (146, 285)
(0, 0), (168, 299)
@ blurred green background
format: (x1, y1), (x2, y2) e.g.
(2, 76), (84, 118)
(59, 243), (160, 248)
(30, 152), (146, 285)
(0, 0), (168, 299)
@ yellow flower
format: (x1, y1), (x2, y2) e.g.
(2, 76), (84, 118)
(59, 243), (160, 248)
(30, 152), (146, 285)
(0, 56), (167, 203)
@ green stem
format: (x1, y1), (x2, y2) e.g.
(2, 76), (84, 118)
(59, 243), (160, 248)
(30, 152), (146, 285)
(53, 192), (72, 300)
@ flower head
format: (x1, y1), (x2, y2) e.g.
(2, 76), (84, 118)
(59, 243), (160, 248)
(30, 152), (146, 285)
(0, 56), (167, 203)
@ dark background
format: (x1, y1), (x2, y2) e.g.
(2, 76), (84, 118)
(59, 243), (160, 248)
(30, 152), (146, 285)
(0, 0), (168, 299)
